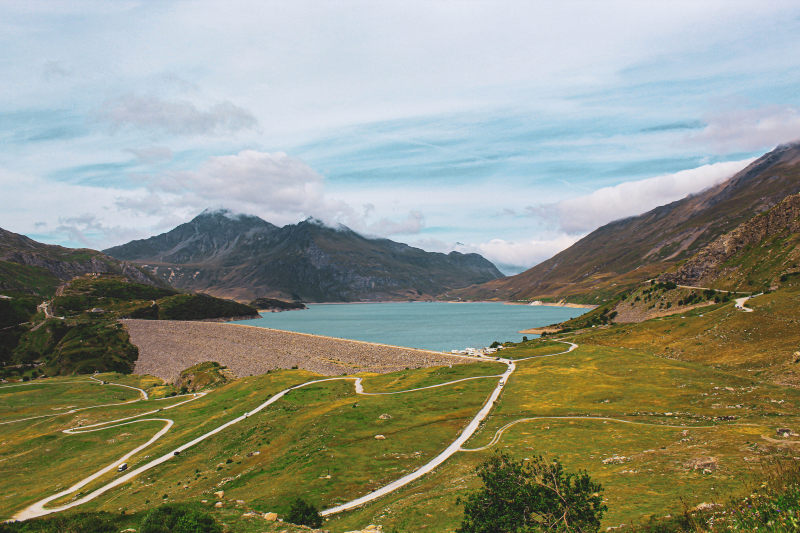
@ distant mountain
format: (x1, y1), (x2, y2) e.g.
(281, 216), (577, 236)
(0, 227), (162, 297)
(454, 142), (800, 303)
(104, 210), (503, 301)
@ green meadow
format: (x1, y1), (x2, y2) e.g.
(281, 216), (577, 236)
(3, 292), (800, 531)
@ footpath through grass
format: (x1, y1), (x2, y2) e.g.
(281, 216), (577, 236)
(0, 362), (500, 530)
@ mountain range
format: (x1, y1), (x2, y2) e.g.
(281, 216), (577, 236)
(104, 211), (503, 302)
(455, 142), (800, 303)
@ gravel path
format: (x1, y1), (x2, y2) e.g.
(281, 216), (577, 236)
(123, 319), (466, 382)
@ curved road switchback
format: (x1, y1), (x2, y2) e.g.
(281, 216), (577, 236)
(10, 342), (580, 521)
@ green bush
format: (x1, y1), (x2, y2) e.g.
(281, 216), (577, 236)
(0, 511), (119, 532)
(139, 504), (221, 533)
(157, 293), (257, 321)
(457, 452), (606, 533)
(285, 498), (323, 528)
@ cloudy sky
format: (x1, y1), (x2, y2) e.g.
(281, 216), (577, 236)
(2, 1), (800, 273)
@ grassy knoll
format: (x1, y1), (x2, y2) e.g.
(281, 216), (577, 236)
(578, 284), (800, 385)
(359, 362), (501, 392)
(0, 362), (498, 528)
(0, 379), (139, 421)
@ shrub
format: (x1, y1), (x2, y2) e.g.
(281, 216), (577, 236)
(139, 504), (221, 533)
(285, 498), (323, 528)
(0, 512), (119, 532)
(457, 452), (606, 533)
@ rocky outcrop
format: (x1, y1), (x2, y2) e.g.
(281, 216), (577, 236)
(661, 193), (800, 287)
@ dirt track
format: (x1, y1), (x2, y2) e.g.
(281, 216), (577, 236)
(122, 319), (464, 382)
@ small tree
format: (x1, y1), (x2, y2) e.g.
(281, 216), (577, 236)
(457, 452), (606, 532)
(285, 497), (323, 528)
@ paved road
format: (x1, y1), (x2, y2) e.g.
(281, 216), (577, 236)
(10, 342), (579, 522)
(319, 341), (577, 516)
(460, 416), (730, 452)
(734, 293), (762, 312)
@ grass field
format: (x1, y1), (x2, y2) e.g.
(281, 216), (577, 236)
(3, 291), (800, 532)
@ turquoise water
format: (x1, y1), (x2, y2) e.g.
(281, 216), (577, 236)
(234, 302), (585, 352)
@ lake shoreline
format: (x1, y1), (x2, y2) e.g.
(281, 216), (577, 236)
(234, 301), (586, 353)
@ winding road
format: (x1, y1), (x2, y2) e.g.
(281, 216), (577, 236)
(8, 342), (578, 522)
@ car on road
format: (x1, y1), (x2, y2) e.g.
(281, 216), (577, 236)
(117, 463), (127, 472)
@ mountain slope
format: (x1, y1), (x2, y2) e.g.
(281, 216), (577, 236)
(0, 227), (162, 297)
(105, 211), (503, 301)
(660, 192), (800, 292)
(455, 142), (800, 303)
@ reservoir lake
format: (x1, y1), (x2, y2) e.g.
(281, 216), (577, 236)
(234, 302), (586, 352)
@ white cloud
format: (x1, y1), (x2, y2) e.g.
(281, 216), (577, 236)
(531, 158), (754, 234)
(0, 167), (165, 248)
(121, 150), (332, 227)
(114, 150), (425, 237)
(364, 210), (425, 236)
(458, 234), (580, 273)
(100, 95), (258, 135)
(690, 106), (800, 153)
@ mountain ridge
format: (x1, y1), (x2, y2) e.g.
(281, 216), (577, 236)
(453, 142), (800, 303)
(105, 211), (504, 302)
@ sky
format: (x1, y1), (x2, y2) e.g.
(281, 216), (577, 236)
(2, 1), (800, 274)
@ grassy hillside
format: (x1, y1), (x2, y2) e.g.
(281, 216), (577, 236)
(4, 331), (800, 531)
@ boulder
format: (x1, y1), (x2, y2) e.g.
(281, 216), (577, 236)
(691, 502), (722, 512)
(374, 434), (386, 440)
(687, 457), (718, 473)
(213, 490), (224, 498)
(379, 413), (392, 420)
(263, 512), (278, 521)
(214, 501), (223, 508)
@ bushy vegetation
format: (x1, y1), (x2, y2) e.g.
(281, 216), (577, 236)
(0, 511), (122, 533)
(285, 497), (323, 528)
(8, 319), (138, 376)
(52, 276), (176, 317)
(157, 293), (257, 320)
(457, 452), (606, 533)
(177, 361), (230, 392)
(0, 295), (39, 364)
(0, 504), (221, 533)
(250, 297), (307, 310)
(4, 275), (260, 378)
(139, 504), (222, 533)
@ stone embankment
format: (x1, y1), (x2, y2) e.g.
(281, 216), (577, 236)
(123, 319), (464, 382)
